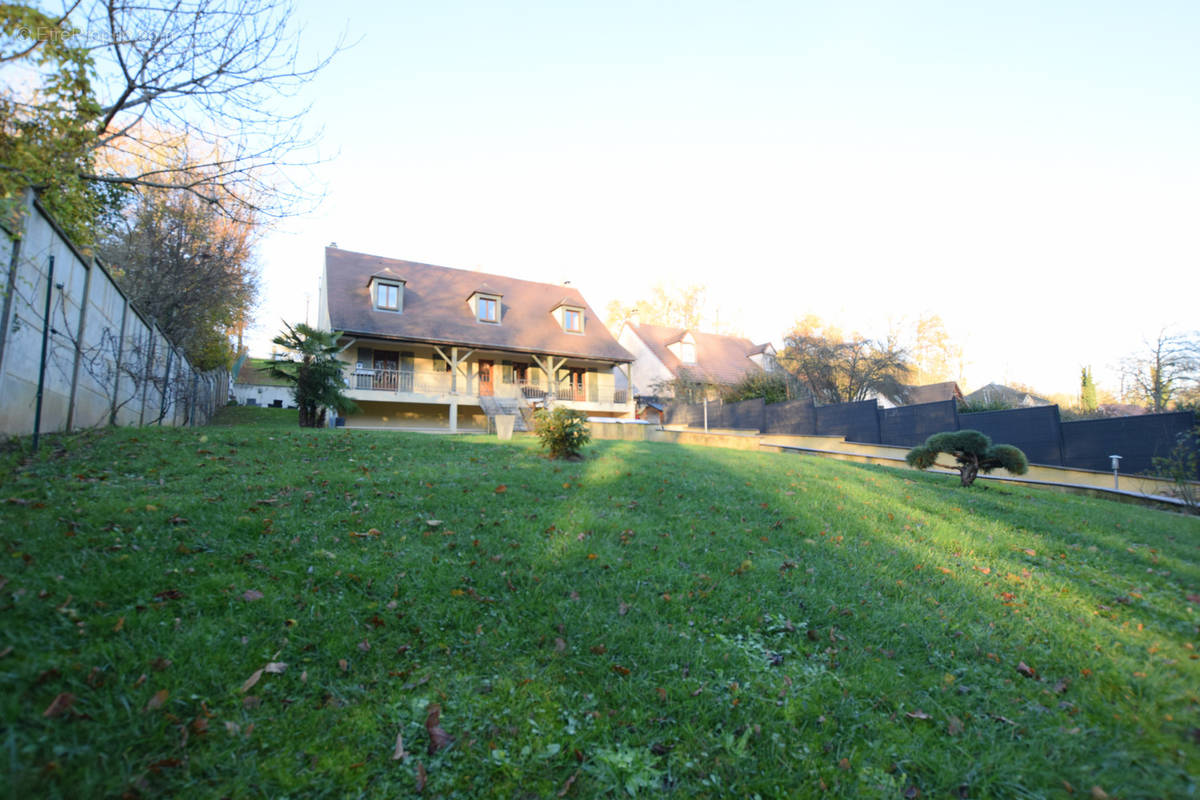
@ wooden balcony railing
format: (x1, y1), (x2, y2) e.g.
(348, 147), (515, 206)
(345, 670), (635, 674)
(347, 367), (631, 405)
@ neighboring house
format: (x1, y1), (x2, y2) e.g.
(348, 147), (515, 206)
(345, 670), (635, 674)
(873, 381), (964, 409)
(318, 247), (635, 431)
(616, 321), (776, 398)
(963, 382), (1050, 408)
(231, 356), (295, 408)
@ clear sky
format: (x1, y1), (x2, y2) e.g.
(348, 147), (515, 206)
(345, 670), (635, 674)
(249, 0), (1199, 397)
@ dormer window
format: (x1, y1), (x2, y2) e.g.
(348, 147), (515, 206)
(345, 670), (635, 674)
(552, 301), (585, 334)
(376, 282), (400, 311)
(368, 272), (404, 312)
(468, 290), (502, 324)
(669, 332), (697, 363)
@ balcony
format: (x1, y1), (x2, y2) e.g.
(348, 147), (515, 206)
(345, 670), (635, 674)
(346, 367), (630, 408)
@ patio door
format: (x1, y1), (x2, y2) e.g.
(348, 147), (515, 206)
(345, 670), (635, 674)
(478, 360), (494, 396)
(373, 351), (398, 390)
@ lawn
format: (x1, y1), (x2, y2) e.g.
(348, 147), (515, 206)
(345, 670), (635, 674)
(1, 408), (1197, 798)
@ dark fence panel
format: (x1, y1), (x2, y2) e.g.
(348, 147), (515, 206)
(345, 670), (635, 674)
(720, 397), (766, 432)
(879, 400), (959, 447)
(815, 400), (881, 443)
(664, 399), (764, 431)
(764, 398), (817, 435)
(960, 406), (1063, 466)
(1062, 411), (1196, 476)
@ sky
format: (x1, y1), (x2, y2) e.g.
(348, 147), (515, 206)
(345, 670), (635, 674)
(248, 0), (1199, 397)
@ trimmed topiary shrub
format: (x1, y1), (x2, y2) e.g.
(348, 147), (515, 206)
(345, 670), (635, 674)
(533, 406), (591, 459)
(906, 429), (1029, 487)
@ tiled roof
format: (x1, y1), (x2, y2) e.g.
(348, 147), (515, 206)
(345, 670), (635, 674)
(903, 381), (963, 404)
(629, 322), (767, 385)
(324, 248), (633, 362)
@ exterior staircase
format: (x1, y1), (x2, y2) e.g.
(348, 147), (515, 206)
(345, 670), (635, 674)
(479, 395), (534, 433)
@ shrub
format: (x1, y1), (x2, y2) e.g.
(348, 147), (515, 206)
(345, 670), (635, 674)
(533, 406), (591, 459)
(1152, 424), (1199, 514)
(721, 372), (790, 404)
(906, 429), (1029, 487)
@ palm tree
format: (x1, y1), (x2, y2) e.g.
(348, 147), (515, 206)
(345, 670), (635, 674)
(268, 322), (359, 428)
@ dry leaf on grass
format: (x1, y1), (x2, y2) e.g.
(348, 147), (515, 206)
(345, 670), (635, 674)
(241, 669), (264, 693)
(43, 692), (76, 718)
(144, 689), (169, 711)
(425, 703), (452, 754)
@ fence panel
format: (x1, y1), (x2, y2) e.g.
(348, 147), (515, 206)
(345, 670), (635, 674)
(959, 406), (1063, 466)
(815, 399), (881, 443)
(879, 400), (959, 447)
(1062, 411), (1196, 476)
(764, 397), (817, 435)
(0, 194), (229, 436)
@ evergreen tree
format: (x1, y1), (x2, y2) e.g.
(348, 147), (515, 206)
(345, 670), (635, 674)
(1080, 366), (1098, 412)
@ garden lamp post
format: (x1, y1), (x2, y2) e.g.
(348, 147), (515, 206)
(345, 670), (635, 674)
(1109, 454), (1122, 489)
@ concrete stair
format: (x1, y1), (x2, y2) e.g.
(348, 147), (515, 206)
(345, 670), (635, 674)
(479, 395), (533, 432)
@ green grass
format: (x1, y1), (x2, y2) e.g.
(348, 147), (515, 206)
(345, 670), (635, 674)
(1, 407), (1197, 798)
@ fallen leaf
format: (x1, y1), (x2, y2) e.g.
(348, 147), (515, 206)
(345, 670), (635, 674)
(1022, 549), (1036, 557)
(358, 639), (371, 653)
(554, 638), (566, 652)
(144, 689), (169, 711)
(1016, 662), (1037, 679)
(264, 662), (287, 674)
(1090, 787), (1109, 799)
(838, 757), (851, 770)
(241, 669), (264, 693)
(947, 716), (964, 736)
(557, 769), (580, 797)
(415, 761), (427, 793)
(242, 589), (264, 602)
(112, 616), (125, 633)
(393, 731), (408, 761)
(151, 657), (172, 671)
(611, 664), (631, 676)
(494, 485), (507, 494)
(43, 692), (76, 718)
(338, 659), (348, 672)
(618, 601), (630, 616)
(905, 710), (931, 720)
(425, 703), (452, 754)
(242, 696), (261, 709)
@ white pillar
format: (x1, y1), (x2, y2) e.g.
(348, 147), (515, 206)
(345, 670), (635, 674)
(449, 400), (458, 433)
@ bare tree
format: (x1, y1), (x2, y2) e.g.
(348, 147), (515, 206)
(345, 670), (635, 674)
(2, 0), (346, 225)
(1119, 329), (1199, 413)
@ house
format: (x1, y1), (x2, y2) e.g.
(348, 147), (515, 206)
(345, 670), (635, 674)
(616, 321), (776, 399)
(318, 247), (635, 431)
(873, 381), (965, 409)
(230, 355), (295, 408)
(963, 382), (1050, 408)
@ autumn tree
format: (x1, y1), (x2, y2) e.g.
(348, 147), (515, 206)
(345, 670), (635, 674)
(1, 0), (343, 241)
(911, 313), (964, 385)
(1120, 330), (1199, 412)
(777, 316), (912, 405)
(606, 283), (710, 331)
(96, 183), (260, 369)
